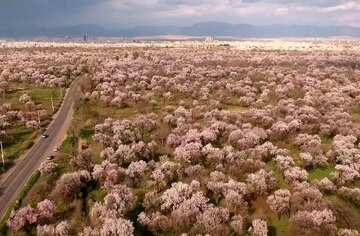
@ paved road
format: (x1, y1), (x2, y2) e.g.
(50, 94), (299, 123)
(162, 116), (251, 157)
(0, 80), (79, 220)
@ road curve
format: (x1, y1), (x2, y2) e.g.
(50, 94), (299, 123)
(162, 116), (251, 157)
(0, 79), (79, 220)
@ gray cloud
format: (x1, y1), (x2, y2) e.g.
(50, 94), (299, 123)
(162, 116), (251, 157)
(240, 0), (344, 7)
(0, 0), (359, 28)
(0, 0), (99, 27)
(159, 0), (211, 5)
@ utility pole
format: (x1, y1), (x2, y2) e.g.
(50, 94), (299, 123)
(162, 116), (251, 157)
(37, 110), (41, 125)
(51, 96), (55, 112)
(1, 141), (4, 167)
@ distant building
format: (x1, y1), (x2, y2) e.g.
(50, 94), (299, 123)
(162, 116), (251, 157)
(83, 33), (88, 42)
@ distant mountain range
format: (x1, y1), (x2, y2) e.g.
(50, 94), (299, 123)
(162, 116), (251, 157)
(1, 22), (360, 38)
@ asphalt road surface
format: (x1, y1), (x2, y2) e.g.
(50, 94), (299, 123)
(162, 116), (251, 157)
(0, 80), (79, 220)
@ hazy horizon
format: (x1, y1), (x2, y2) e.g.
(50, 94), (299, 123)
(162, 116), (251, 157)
(6, 21), (360, 30)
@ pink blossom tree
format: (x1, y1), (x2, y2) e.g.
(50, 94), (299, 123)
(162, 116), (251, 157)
(247, 169), (276, 196)
(249, 219), (268, 236)
(7, 206), (38, 231)
(38, 161), (57, 175)
(26, 120), (40, 129)
(337, 229), (360, 236)
(37, 199), (55, 219)
(291, 209), (336, 234)
(284, 167), (308, 183)
(99, 217), (134, 236)
(267, 189), (291, 219)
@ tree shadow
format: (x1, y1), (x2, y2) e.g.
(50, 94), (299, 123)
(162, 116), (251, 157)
(268, 225), (277, 236)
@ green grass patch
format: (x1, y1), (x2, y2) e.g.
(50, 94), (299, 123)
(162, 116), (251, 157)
(142, 132), (152, 143)
(85, 138), (102, 165)
(308, 165), (335, 182)
(239, 231), (251, 236)
(321, 135), (333, 153)
(7, 125), (33, 141)
(354, 179), (360, 188)
(60, 136), (76, 155)
(15, 171), (41, 209)
(86, 189), (106, 207)
(351, 110), (360, 123)
(287, 144), (301, 158)
(3, 126), (39, 161)
(92, 105), (137, 119)
(0, 170), (40, 235)
(29, 85), (63, 113)
(268, 217), (290, 236)
(29, 86), (61, 101)
(0, 83), (63, 114)
(56, 200), (70, 214)
(91, 154), (102, 165)
(52, 159), (73, 177)
(321, 135), (333, 145)
(79, 126), (94, 140)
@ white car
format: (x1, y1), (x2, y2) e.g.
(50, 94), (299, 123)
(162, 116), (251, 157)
(53, 147), (59, 152)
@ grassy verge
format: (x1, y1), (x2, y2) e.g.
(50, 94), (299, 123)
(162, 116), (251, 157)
(60, 136), (76, 155)
(4, 126), (42, 159)
(0, 127), (43, 176)
(0, 170), (41, 235)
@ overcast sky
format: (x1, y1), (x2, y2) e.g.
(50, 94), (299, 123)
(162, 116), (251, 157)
(1, 0), (359, 28)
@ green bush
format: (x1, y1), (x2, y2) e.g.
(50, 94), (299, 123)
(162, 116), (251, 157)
(21, 140), (34, 150)
(79, 127), (94, 139)
(86, 188), (106, 207)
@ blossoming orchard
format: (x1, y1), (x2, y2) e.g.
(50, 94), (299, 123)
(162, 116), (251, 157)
(1, 40), (360, 235)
